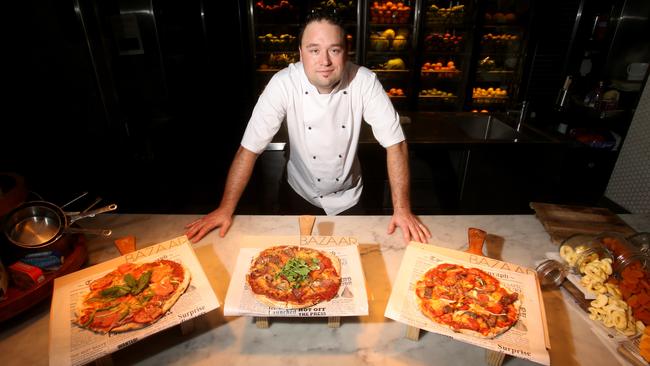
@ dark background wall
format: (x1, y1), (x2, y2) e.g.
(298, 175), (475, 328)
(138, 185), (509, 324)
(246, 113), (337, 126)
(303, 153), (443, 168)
(4, 0), (251, 213)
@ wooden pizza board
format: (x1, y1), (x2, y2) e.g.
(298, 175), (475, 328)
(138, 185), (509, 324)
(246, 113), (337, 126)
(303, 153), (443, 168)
(530, 202), (636, 245)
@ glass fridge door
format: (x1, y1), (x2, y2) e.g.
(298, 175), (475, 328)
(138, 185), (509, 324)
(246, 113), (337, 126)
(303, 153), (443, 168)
(418, 0), (475, 111)
(365, 1), (416, 110)
(469, 0), (531, 112)
(250, 0), (360, 96)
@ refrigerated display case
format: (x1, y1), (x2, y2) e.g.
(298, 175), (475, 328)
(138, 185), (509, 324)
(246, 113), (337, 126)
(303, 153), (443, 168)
(417, 0), (474, 111)
(365, 1), (416, 110)
(469, 0), (531, 112)
(245, 0), (532, 113)
(248, 0), (360, 96)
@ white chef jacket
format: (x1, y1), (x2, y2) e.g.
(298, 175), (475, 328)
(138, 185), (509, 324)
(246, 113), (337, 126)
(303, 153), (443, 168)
(241, 61), (405, 215)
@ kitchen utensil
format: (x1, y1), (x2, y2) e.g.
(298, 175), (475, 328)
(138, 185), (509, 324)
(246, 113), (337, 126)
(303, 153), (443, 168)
(59, 192), (88, 209)
(3, 201), (115, 251)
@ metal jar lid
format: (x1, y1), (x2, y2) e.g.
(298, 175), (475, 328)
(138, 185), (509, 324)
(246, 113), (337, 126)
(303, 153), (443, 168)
(536, 259), (569, 287)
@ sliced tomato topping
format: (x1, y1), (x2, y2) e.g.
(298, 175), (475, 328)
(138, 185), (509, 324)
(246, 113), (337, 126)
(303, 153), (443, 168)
(118, 263), (136, 274)
(90, 275), (114, 290)
(151, 280), (174, 296)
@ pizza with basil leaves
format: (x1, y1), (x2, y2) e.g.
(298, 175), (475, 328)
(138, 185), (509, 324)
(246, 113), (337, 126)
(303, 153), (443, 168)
(75, 259), (191, 333)
(246, 246), (341, 309)
(415, 263), (520, 339)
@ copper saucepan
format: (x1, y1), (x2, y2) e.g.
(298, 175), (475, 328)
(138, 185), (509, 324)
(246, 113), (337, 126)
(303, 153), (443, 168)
(3, 200), (116, 251)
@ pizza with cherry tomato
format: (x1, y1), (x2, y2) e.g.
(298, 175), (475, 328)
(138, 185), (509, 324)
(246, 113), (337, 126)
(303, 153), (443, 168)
(247, 246), (341, 309)
(415, 263), (520, 339)
(75, 260), (190, 333)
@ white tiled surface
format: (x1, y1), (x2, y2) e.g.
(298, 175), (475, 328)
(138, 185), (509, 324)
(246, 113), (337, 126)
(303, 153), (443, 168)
(606, 78), (650, 213)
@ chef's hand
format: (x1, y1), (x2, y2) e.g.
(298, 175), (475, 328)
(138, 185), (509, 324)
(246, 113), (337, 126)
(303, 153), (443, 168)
(387, 207), (431, 244)
(185, 208), (233, 243)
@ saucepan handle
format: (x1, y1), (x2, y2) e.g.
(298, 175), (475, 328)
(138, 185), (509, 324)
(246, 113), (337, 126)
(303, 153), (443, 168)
(64, 227), (112, 236)
(67, 204), (118, 223)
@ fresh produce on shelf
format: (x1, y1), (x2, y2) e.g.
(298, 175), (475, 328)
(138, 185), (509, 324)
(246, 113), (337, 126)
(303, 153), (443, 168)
(313, 0), (356, 20)
(484, 12), (517, 24)
(259, 52), (298, 70)
(481, 33), (520, 52)
(426, 4), (464, 26)
(369, 28), (409, 51)
(257, 33), (297, 51)
(421, 61), (456, 71)
(254, 1), (297, 22)
(370, 1), (412, 24)
(421, 61), (458, 78)
(423, 32), (464, 52)
(373, 57), (407, 70)
(386, 87), (405, 96)
(420, 88), (456, 99)
(472, 87), (508, 103)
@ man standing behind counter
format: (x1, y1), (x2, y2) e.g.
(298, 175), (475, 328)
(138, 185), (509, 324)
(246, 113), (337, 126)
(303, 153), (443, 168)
(186, 11), (430, 244)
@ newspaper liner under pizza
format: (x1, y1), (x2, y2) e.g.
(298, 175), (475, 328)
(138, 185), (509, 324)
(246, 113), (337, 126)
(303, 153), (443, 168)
(224, 235), (368, 317)
(50, 236), (220, 366)
(74, 259), (191, 333)
(385, 241), (550, 365)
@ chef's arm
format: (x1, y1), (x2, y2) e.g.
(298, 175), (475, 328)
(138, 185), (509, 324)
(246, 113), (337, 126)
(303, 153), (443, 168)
(386, 141), (431, 243)
(185, 146), (259, 242)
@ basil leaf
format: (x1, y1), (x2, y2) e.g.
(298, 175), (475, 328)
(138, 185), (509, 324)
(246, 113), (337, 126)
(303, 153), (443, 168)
(100, 286), (132, 298)
(132, 270), (152, 295)
(124, 273), (137, 288)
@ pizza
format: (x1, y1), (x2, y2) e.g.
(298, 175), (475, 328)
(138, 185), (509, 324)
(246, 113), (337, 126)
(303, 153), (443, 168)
(75, 259), (191, 333)
(246, 246), (341, 309)
(415, 263), (520, 339)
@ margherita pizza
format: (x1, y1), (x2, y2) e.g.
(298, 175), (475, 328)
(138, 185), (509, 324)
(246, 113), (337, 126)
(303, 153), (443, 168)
(75, 259), (191, 333)
(415, 263), (520, 339)
(246, 246), (341, 309)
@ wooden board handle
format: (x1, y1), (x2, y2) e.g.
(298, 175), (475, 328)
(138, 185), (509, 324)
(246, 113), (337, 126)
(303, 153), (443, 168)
(299, 215), (316, 236)
(466, 227), (487, 256)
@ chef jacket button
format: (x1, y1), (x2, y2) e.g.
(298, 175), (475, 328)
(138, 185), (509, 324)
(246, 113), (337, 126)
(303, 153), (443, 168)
(342, 125), (346, 128)
(338, 154), (342, 158)
(336, 178), (339, 181)
(308, 126), (312, 130)
(317, 178), (321, 182)
(343, 91), (347, 94)
(320, 195), (323, 199)
(305, 91), (308, 95)
(313, 156), (316, 159)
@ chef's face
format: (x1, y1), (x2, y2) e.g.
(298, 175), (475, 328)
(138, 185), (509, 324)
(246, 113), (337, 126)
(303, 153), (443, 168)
(299, 20), (347, 94)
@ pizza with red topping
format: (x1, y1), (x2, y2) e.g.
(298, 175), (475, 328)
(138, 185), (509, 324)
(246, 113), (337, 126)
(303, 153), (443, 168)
(75, 259), (191, 333)
(415, 263), (520, 339)
(246, 246), (341, 309)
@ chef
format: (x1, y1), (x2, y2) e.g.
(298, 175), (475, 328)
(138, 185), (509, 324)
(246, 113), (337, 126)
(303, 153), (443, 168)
(186, 11), (431, 244)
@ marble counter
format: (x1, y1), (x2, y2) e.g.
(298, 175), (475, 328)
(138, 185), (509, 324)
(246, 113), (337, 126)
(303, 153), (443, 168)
(1, 214), (649, 366)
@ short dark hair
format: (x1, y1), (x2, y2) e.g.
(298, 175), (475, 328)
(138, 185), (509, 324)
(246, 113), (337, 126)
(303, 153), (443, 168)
(298, 9), (346, 47)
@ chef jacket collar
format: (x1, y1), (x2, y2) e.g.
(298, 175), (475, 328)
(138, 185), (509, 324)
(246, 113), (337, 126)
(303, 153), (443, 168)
(298, 61), (350, 95)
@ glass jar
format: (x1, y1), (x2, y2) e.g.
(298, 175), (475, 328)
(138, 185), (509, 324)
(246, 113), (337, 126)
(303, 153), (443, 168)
(595, 232), (650, 278)
(535, 259), (569, 287)
(628, 232), (650, 255)
(558, 234), (614, 275)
